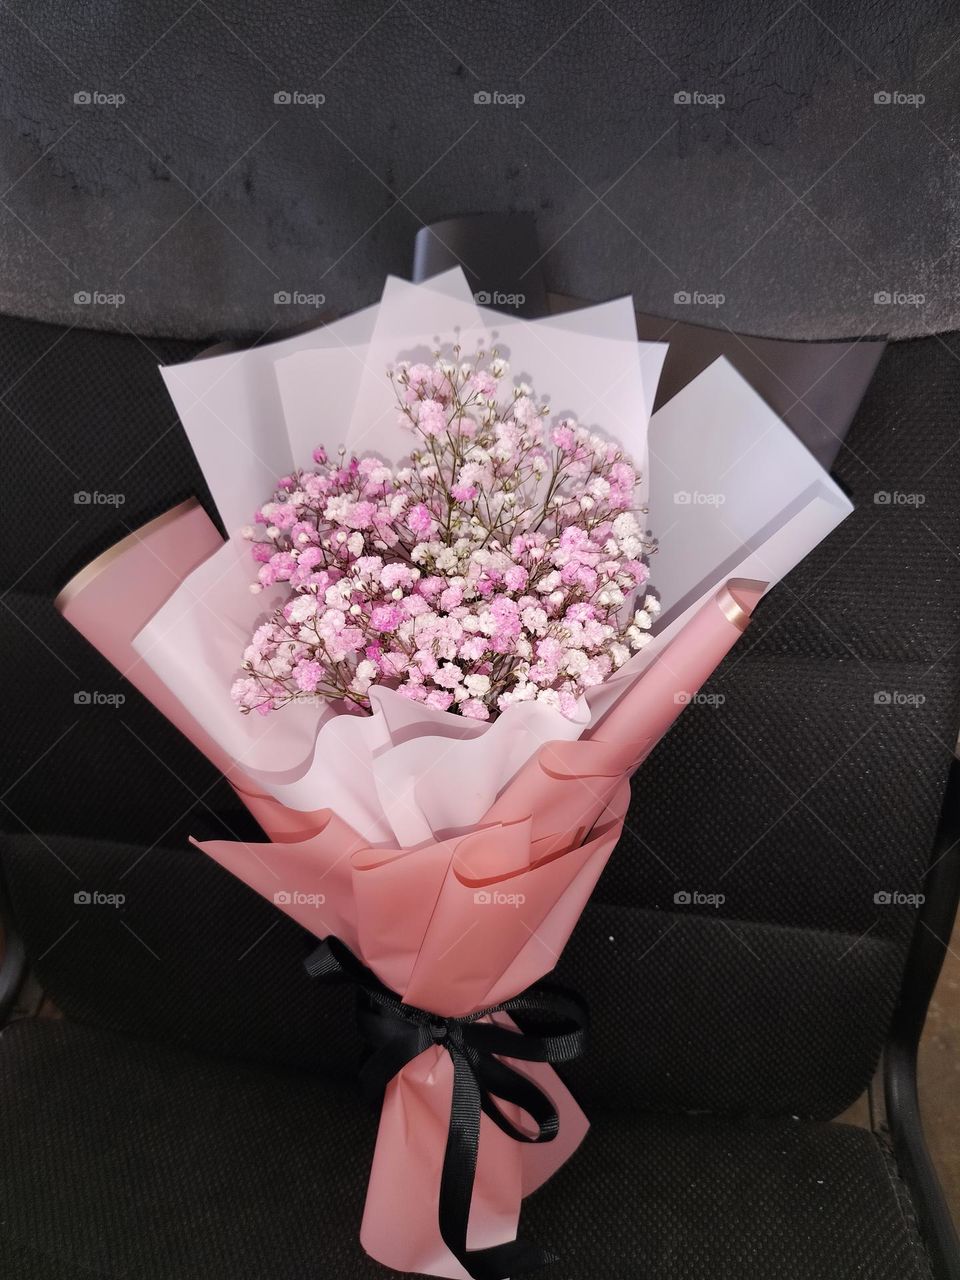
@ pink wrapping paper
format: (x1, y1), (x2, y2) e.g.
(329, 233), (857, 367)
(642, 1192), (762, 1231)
(55, 501), (332, 843)
(58, 505), (762, 1278)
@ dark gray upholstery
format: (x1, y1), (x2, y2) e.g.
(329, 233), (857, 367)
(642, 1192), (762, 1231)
(0, 3), (959, 339)
(0, 308), (958, 1276)
(0, 1018), (934, 1280)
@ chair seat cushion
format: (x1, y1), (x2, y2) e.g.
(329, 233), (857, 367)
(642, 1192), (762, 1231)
(0, 1019), (932, 1280)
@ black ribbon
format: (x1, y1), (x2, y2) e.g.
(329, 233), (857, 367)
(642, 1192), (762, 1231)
(305, 937), (588, 1280)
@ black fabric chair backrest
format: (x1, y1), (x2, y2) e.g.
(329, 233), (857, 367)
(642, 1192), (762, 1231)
(2, 314), (959, 1119)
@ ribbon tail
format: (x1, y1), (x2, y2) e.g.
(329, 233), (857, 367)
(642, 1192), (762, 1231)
(304, 939), (586, 1278)
(439, 1045), (555, 1280)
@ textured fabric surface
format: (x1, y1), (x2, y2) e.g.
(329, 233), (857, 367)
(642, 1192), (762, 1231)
(0, 1018), (935, 1280)
(3, 315), (960, 1123)
(1, 4), (960, 341)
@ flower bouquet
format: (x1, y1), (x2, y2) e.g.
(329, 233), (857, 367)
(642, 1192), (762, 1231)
(57, 269), (854, 1278)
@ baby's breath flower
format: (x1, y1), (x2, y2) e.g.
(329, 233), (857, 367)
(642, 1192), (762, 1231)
(233, 343), (654, 720)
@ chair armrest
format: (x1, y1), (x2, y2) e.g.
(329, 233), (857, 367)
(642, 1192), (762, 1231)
(885, 757), (960, 1280)
(0, 870), (27, 1025)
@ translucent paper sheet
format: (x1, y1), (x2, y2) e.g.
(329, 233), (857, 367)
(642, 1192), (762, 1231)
(138, 271), (851, 845)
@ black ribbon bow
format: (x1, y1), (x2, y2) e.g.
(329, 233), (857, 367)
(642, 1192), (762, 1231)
(305, 937), (588, 1280)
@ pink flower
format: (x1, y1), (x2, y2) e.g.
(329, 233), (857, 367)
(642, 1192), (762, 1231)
(459, 698), (490, 721)
(468, 370), (497, 398)
(458, 636), (487, 661)
(345, 501), (377, 530)
(293, 660), (324, 692)
(381, 563), (413, 590)
(407, 363), (433, 387)
(417, 399), (446, 437)
(407, 504), (434, 535)
(236, 345), (648, 722)
(551, 423), (576, 451)
(369, 604), (404, 633)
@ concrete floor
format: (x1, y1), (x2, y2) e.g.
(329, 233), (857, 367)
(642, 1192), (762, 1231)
(837, 912), (960, 1224)
(921, 914), (960, 1221)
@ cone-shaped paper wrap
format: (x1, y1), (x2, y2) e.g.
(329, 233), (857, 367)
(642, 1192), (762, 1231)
(188, 579), (762, 1277)
(55, 271), (854, 1278)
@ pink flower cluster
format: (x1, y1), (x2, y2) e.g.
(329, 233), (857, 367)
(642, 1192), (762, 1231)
(232, 347), (658, 721)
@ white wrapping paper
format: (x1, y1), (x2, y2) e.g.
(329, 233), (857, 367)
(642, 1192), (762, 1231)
(136, 272), (851, 844)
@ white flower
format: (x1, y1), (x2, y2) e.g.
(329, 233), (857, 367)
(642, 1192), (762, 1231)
(287, 595), (318, 623)
(434, 662), (464, 689)
(626, 626), (653, 650)
(610, 642), (630, 668)
(521, 606), (548, 635)
(564, 649), (589, 676)
(464, 673), (491, 696)
(536, 571), (561, 594)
